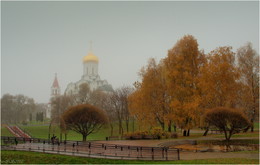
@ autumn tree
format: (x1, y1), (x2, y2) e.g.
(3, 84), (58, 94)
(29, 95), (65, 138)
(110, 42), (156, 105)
(204, 107), (250, 141)
(129, 59), (171, 131)
(198, 46), (241, 135)
(237, 43), (259, 132)
(129, 82), (155, 130)
(164, 35), (202, 136)
(62, 104), (108, 141)
(199, 46), (240, 108)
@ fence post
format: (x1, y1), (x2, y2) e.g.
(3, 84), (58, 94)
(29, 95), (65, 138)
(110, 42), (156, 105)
(88, 142), (91, 155)
(162, 148), (164, 159)
(152, 147), (154, 160)
(177, 149), (180, 160)
(128, 146), (130, 157)
(64, 141), (66, 152)
(165, 148), (168, 160)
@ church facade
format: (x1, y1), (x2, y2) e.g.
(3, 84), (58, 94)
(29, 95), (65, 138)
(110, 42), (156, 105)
(64, 50), (113, 95)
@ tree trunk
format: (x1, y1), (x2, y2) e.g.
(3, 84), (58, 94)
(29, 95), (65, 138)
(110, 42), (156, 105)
(203, 128), (209, 136)
(126, 119), (129, 133)
(183, 130), (187, 136)
(168, 121), (172, 132)
(118, 120), (122, 134)
(82, 135), (87, 141)
(162, 122), (165, 130)
(223, 130), (229, 141)
(60, 133), (62, 142)
(110, 123), (114, 136)
(132, 118), (135, 132)
(250, 118), (254, 132)
(187, 129), (190, 136)
(173, 125), (177, 132)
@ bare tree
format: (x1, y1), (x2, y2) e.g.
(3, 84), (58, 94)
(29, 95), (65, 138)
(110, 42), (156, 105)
(77, 83), (91, 104)
(237, 43), (259, 132)
(110, 86), (133, 135)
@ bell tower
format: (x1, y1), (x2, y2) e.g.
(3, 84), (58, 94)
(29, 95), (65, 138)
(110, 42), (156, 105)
(51, 73), (60, 97)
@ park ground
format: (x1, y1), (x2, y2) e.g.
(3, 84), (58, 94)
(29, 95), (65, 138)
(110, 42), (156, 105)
(1, 122), (259, 164)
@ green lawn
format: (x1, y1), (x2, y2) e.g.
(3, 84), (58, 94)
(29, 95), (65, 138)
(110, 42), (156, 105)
(1, 127), (14, 137)
(3, 122), (259, 142)
(1, 150), (259, 164)
(254, 122), (259, 129)
(18, 124), (121, 141)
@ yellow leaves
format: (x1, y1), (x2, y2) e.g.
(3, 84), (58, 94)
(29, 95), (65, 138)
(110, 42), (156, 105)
(199, 46), (240, 109)
(129, 35), (254, 132)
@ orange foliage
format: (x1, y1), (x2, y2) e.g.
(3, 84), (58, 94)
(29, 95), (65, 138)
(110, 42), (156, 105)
(164, 35), (202, 130)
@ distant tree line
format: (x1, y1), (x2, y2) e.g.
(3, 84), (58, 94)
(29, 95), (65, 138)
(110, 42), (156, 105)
(1, 94), (48, 124)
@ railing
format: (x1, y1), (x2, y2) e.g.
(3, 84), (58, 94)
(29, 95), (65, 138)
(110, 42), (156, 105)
(1, 136), (180, 161)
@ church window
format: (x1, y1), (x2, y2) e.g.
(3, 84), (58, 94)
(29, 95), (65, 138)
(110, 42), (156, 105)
(92, 67), (94, 75)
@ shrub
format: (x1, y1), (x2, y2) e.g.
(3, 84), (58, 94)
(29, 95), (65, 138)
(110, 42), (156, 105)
(151, 127), (164, 139)
(204, 107), (250, 141)
(123, 128), (178, 140)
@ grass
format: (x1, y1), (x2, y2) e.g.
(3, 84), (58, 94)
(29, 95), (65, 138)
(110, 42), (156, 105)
(232, 150), (259, 154)
(1, 127), (14, 137)
(3, 122), (259, 142)
(1, 150), (259, 164)
(18, 123), (123, 141)
(254, 122), (259, 129)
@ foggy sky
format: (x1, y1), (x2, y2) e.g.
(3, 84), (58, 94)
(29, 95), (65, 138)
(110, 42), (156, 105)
(1, 1), (259, 103)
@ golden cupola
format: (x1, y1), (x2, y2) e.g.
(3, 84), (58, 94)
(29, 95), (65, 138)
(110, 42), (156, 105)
(83, 52), (99, 63)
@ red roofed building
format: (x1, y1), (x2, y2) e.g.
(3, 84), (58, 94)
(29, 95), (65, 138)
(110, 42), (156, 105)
(51, 73), (61, 97)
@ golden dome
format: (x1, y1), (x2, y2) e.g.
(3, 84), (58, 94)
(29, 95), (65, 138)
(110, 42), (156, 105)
(83, 52), (99, 63)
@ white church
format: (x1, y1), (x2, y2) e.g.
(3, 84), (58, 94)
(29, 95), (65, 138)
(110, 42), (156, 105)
(64, 49), (113, 95)
(46, 47), (113, 118)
